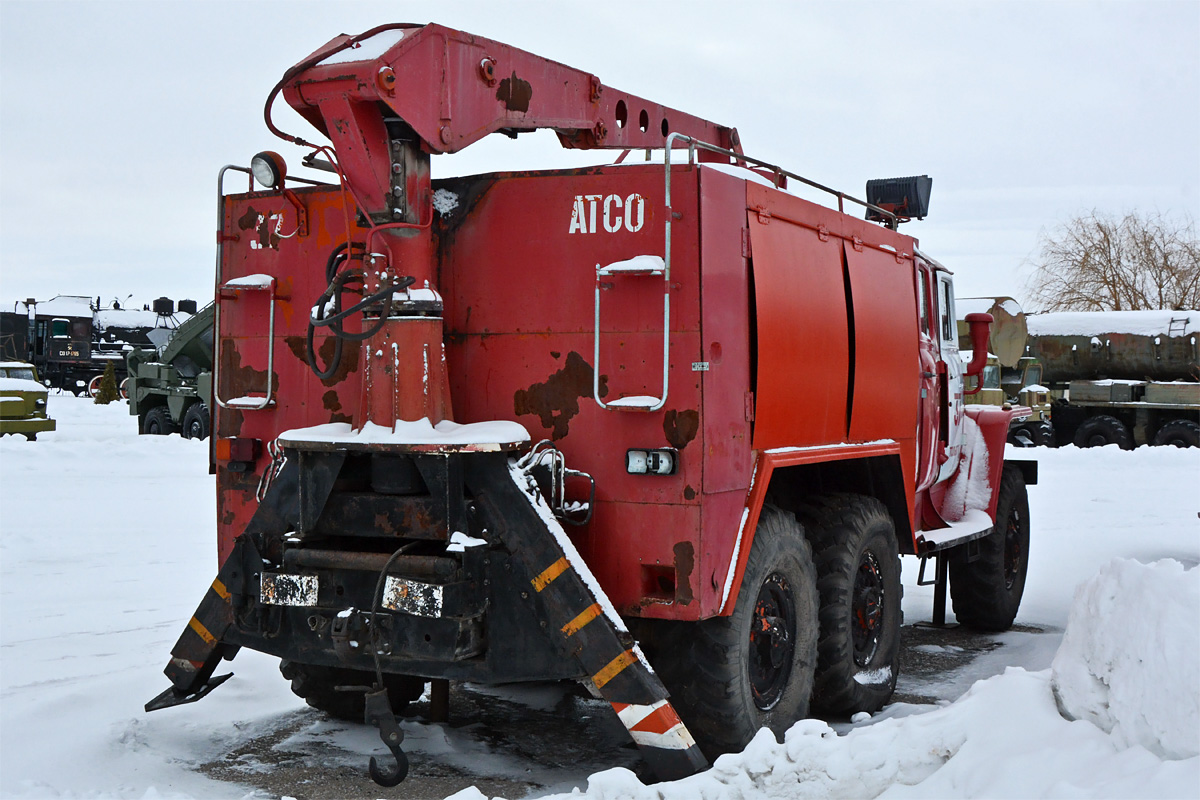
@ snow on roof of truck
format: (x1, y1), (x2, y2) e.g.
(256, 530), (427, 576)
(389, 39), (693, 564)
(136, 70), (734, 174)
(1028, 310), (1198, 337)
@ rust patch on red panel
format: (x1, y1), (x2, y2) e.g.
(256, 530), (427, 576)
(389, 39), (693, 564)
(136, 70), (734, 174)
(663, 409), (700, 450)
(322, 390), (353, 424)
(236, 205), (280, 250)
(683, 485), (696, 501)
(219, 340), (275, 400)
(513, 351), (597, 440)
(283, 335), (359, 385)
(673, 541), (695, 606)
(496, 72), (532, 113)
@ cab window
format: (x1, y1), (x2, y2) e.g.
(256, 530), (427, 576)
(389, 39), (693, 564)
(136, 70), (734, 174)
(938, 279), (956, 344)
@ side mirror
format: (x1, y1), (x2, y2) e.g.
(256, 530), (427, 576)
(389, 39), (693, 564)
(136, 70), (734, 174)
(962, 312), (993, 395)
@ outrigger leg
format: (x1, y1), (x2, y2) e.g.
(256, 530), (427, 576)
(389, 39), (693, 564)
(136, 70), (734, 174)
(466, 453), (709, 780)
(144, 536), (261, 711)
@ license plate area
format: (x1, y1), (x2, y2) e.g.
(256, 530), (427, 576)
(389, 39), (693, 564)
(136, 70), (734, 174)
(260, 573), (319, 606)
(383, 576), (444, 617)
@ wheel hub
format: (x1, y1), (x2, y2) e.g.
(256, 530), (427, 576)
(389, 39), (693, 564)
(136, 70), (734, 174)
(749, 573), (795, 710)
(852, 551), (884, 666)
(1003, 508), (1023, 589)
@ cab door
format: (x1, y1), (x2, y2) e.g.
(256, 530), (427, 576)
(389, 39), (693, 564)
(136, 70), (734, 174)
(935, 272), (965, 482)
(915, 261), (940, 492)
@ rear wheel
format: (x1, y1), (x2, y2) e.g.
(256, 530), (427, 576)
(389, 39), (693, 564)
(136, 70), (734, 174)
(1032, 420), (1055, 447)
(181, 403), (210, 440)
(142, 406), (174, 435)
(1073, 415), (1133, 449)
(279, 661), (425, 721)
(1152, 419), (1199, 448)
(653, 506), (818, 759)
(797, 495), (902, 715)
(86, 374), (103, 398)
(949, 465), (1030, 632)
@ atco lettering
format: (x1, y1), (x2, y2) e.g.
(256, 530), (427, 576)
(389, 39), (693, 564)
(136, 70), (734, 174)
(569, 194), (645, 234)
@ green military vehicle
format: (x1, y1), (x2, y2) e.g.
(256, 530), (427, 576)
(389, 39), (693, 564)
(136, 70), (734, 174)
(126, 303), (213, 439)
(957, 297), (1053, 446)
(1027, 310), (1199, 448)
(0, 361), (56, 440)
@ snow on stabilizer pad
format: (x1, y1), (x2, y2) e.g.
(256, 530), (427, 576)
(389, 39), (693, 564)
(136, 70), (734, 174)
(1051, 557), (1200, 760)
(278, 418), (530, 448)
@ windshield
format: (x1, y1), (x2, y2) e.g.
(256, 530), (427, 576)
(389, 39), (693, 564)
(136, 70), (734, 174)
(982, 365), (1001, 389)
(1023, 365), (1042, 388)
(1, 368), (36, 380)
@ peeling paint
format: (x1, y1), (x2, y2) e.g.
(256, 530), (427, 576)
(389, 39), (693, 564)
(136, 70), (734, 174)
(284, 335), (359, 385)
(663, 409), (700, 450)
(513, 351), (598, 440)
(673, 541), (694, 606)
(382, 576), (444, 617)
(496, 71), (532, 113)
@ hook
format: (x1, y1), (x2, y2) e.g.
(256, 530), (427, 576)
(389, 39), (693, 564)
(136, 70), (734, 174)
(368, 739), (409, 787)
(364, 686), (409, 787)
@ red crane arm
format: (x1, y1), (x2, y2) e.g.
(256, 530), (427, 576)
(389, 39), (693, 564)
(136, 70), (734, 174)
(278, 23), (741, 157)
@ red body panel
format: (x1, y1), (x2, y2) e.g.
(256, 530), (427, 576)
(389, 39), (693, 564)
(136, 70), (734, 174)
(213, 159), (1003, 619)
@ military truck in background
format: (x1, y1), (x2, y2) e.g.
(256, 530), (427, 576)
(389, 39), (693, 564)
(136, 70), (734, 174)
(0, 362), (56, 440)
(126, 303), (214, 439)
(1026, 310), (1199, 449)
(1, 296), (196, 396)
(958, 297), (1053, 446)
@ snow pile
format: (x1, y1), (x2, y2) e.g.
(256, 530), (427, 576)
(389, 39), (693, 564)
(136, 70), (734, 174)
(521, 665), (1197, 800)
(1051, 558), (1200, 760)
(1028, 310), (1197, 337)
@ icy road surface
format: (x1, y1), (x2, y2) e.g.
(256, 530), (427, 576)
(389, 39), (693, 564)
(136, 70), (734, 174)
(0, 394), (1196, 799)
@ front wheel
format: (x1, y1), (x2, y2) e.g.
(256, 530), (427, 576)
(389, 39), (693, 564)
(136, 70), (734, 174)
(797, 495), (902, 715)
(654, 506), (818, 759)
(142, 406), (174, 435)
(949, 464), (1030, 632)
(181, 403), (210, 440)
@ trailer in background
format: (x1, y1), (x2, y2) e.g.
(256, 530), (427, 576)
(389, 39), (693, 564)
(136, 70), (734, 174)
(1027, 310), (1199, 448)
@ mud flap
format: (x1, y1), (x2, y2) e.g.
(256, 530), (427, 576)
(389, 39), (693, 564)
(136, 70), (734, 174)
(463, 452), (708, 780)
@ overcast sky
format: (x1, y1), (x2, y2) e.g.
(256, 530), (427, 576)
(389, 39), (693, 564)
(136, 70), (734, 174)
(1, 1), (1197, 312)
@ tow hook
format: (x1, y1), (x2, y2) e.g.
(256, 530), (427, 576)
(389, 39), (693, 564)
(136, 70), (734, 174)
(364, 686), (408, 786)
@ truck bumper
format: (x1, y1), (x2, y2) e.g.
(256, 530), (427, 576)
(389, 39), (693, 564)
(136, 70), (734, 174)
(0, 417), (56, 436)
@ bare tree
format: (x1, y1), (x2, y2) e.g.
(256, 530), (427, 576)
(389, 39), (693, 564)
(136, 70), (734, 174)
(1025, 211), (1200, 311)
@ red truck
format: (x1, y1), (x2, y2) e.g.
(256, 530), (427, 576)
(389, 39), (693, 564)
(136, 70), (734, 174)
(147, 23), (1034, 785)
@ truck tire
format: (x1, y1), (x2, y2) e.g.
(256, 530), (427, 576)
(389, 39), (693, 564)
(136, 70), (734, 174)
(1033, 420), (1055, 447)
(1152, 419), (1199, 448)
(796, 495), (902, 716)
(182, 403), (210, 440)
(1073, 415), (1133, 449)
(279, 661), (425, 721)
(653, 506), (818, 759)
(949, 465), (1030, 632)
(142, 406), (175, 435)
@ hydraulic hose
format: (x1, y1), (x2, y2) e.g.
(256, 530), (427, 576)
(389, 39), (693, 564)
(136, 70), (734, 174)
(305, 243), (416, 379)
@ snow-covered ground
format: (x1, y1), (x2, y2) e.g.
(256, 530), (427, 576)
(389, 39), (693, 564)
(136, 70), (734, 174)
(1, 395), (1197, 799)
